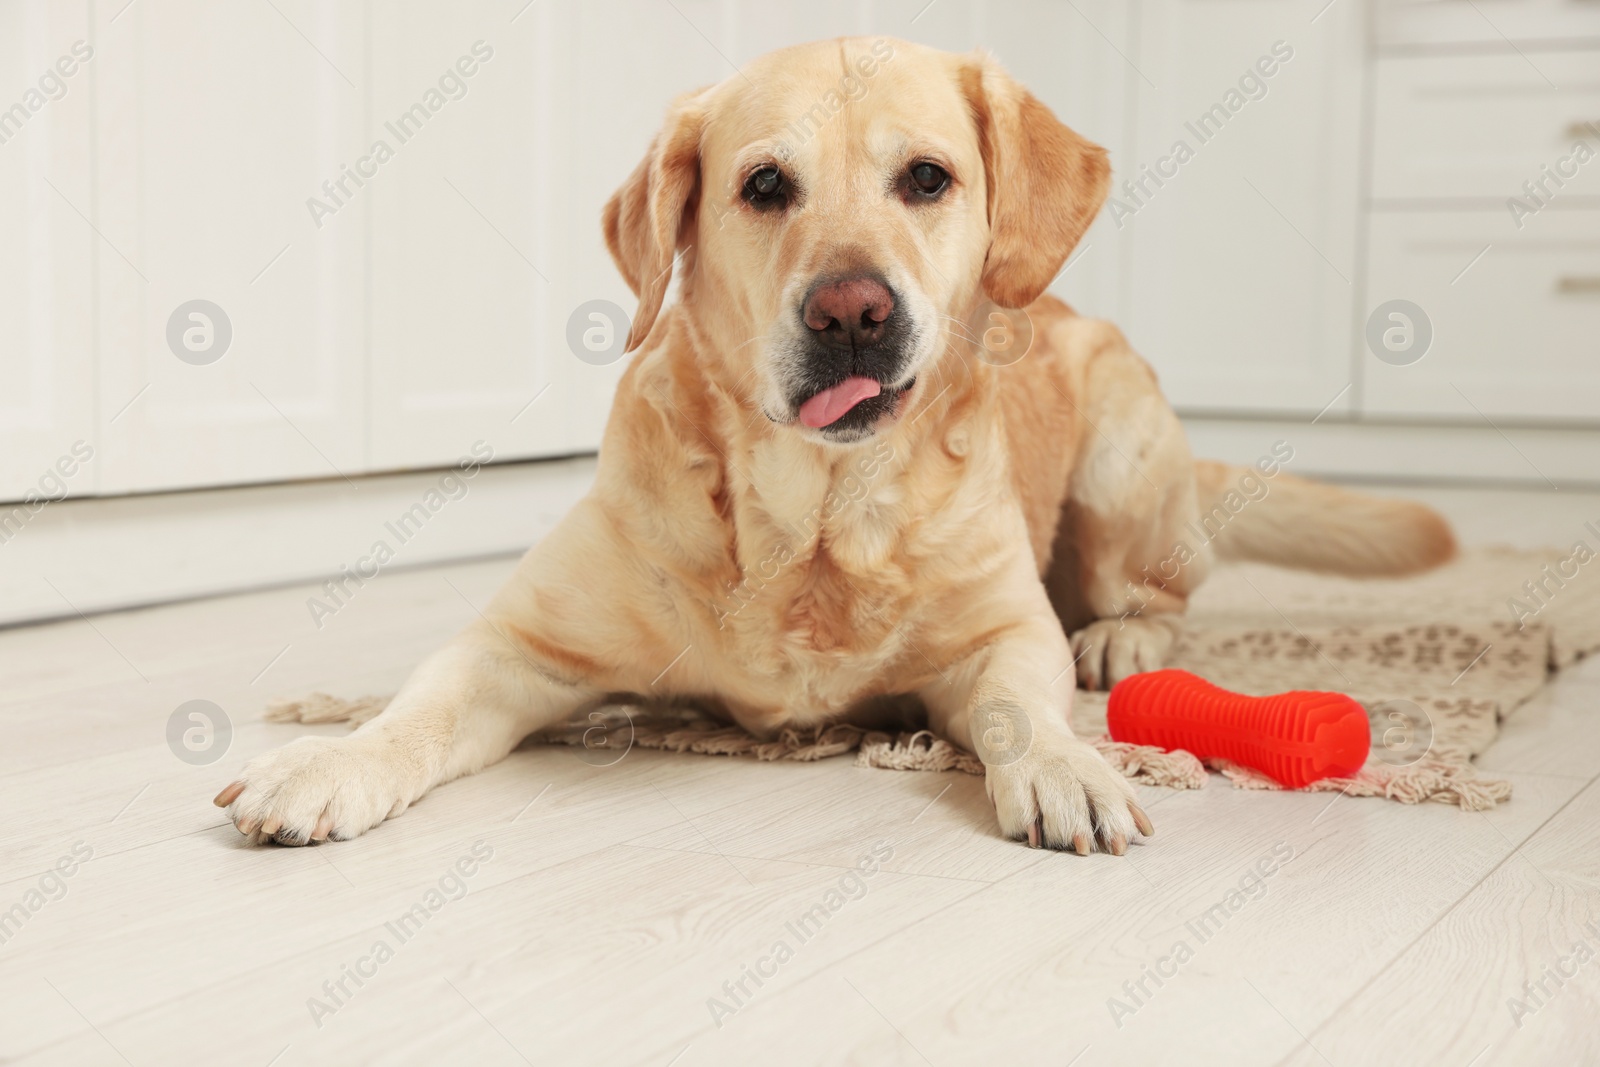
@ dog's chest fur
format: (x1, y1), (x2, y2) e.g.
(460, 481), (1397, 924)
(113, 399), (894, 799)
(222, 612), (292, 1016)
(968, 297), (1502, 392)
(702, 420), (1018, 731)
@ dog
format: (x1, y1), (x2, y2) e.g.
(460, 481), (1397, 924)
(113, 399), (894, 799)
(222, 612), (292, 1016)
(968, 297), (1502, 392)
(214, 38), (1455, 854)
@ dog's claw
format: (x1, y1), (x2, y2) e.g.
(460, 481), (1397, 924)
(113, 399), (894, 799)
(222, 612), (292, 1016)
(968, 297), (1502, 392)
(1130, 802), (1154, 837)
(1108, 833), (1128, 856)
(214, 782), (245, 807)
(1072, 832), (1090, 856)
(1027, 817), (1042, 848)
(217, 735), (409, 846)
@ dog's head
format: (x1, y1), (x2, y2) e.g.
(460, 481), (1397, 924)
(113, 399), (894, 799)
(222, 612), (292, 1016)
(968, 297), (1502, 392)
(603, 38), (1108, 444)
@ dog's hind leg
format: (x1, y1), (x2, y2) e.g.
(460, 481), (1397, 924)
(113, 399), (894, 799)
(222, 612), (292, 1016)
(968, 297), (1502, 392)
(1041, 340), (1210, 690)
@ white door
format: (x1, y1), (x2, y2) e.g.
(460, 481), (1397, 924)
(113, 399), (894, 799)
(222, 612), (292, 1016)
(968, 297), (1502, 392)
(93, 0), (368, 494)
(1123, 0), (1365, 416)
(0, 0), (96, 504)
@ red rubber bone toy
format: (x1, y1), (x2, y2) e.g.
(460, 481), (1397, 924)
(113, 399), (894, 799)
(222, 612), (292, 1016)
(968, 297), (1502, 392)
(1107, 669), (1370, 789)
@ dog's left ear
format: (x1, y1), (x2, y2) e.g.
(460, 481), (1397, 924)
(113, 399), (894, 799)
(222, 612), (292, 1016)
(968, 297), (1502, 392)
(603, 89), (707, 352)
(961, 54), (1110, 309)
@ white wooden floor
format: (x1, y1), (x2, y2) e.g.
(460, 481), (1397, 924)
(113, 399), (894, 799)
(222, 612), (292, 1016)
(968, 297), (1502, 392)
(2, 483), (1598, 1067)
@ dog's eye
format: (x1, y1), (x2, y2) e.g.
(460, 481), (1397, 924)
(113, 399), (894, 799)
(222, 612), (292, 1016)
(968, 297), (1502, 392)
(743, 166), (788, 209)
(907, 162), (949, 198)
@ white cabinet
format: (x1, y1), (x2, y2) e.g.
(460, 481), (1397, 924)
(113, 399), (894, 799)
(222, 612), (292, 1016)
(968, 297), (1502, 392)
(0, 1), (95, 500)
(1122, 0), (1365, 416)
(0, 0), (1282, 507)
(1363, 45), (1600, 427)
(5, 0), (1596, 511)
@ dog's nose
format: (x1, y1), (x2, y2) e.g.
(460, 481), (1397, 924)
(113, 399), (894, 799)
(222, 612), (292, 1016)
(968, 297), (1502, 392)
(802, 277), (895, 349)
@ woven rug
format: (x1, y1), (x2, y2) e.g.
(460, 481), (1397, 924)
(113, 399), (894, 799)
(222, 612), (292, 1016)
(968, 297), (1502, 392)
(269, 547), (1600, 811)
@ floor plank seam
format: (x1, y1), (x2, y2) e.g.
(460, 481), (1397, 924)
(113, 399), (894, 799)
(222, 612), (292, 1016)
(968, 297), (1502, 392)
(0, 821), (232, 895)
(615, 841), (1000, 887)
(4, 830), (642, 1060)
(651, 850), (1058, 1057)
(1277, 771), (1600, 1065)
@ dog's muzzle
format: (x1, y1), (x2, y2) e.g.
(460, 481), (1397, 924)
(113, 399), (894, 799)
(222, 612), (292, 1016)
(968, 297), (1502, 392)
(788, 274), (916, 435)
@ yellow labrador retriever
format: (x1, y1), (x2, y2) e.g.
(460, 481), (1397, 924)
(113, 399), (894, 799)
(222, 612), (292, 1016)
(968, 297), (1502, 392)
(215, 38), (1454, 854)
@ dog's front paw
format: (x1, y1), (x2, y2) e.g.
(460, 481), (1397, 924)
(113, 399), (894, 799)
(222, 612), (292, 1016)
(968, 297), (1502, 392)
(212, 736), (415, 846)
(1069, 616), (1178, 690)
(984, 734), (1153, 854)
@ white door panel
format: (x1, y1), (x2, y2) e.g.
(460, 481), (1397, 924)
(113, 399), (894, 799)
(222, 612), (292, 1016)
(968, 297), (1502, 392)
(367, 3), (566, 469)
(93, 0), (367, 494)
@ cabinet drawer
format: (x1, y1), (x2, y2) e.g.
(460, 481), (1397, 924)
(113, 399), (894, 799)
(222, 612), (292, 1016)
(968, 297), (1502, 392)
(1376, 0), (1600, 49)
(1360, 209), (1600, 423)
(1372, 52), (1600, 202)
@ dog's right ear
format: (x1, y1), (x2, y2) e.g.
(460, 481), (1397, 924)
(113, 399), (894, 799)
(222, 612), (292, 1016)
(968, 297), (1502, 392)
(602, 90), (707, 352)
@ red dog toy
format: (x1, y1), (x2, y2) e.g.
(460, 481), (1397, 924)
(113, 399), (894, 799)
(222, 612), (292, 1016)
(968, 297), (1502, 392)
(1107, 669), (1369, 788)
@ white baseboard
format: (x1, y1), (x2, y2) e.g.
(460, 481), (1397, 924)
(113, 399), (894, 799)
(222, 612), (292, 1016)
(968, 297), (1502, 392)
(0, 456), (597, 628)
(1181, 417), (1600, 490)
(5, 420), (1593, 629)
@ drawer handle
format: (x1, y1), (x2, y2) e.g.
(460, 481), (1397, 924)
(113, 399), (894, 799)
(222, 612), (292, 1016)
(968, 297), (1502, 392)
(1557, 276), (1600, 294)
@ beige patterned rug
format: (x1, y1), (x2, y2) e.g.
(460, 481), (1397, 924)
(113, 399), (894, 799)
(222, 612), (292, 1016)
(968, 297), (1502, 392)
(270, 547), (1600, 811)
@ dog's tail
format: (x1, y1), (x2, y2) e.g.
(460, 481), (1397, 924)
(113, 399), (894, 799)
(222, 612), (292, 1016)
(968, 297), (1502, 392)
(1193, 459), (1457, 577)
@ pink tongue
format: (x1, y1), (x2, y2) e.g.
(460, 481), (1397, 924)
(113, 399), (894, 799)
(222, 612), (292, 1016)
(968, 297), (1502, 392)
(799, 376), (882, 428)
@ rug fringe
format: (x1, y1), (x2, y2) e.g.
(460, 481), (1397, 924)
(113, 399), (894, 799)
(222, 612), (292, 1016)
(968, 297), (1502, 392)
(1092, 739), (1210, 790)
(1208, 751), (1512, 811)
(260, 691), (1507, 808)
(264, 692), (390, 727)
